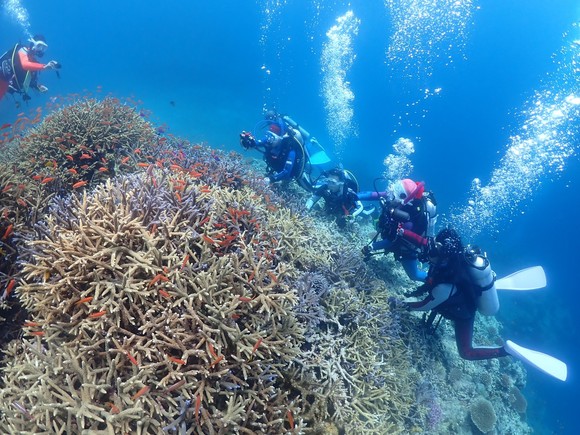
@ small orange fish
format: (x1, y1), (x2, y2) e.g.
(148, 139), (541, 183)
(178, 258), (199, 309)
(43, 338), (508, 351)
(209, 355), (224, 368)
(287, 410), (295, 429)
(88, 310), (107, 318)
(126, 352), (139, 366)
(180, 254), (189, 270)
(2, 224), (14, 240)
(72, 180), (88, 189)
(148, 273), (169, 287)
(4, 279), (16, 298)
(98, 167), (108, 172)
(131, 385), (150, 401)
(68, 168), (78, 175)
(30, 331), (45, 336)
(195, 394), (201, 423)
(202, 234), (215, 244)
(158, 289), (171, 299)
(23, 321), (40, 327)
(168, 356), (186, 365)
(75, 296), (93, 306)
(252, 337), (263, 354)
(106, 402), (120, 414)
(41, 177), (55, 184)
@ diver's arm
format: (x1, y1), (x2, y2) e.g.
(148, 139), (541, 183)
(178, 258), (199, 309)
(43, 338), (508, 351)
(270, 149), (296, 182)
(351, 200), (364, 217)
(406, 284), (456, 311)
(306, 194), (322, 210)
(18, 49), (45, 71)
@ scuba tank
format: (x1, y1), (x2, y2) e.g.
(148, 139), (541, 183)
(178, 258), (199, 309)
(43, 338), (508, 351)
(464, 246), (499, 316)
(282, 115), (311, 142)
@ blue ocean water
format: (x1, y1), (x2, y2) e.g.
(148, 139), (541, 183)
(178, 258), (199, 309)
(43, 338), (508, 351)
(2, 0), (579, 433)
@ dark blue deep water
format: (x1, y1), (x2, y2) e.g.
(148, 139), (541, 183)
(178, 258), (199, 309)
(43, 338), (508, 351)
(2, 1), (579, 433)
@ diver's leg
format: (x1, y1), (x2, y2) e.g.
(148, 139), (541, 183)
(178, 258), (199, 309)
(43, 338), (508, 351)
(454, 317), (508, 360)
(400, 257), (427, 282)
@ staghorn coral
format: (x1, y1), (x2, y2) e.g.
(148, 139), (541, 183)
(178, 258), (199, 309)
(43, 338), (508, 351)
(0, 170), (311, 434)
(10, 97), (159, 190)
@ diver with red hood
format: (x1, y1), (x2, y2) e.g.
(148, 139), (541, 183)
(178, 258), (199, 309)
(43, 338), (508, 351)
(362, 178), (437, 282)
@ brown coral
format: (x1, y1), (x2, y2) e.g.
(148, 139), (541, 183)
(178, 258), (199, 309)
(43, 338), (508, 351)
(470, 397), (497, 433)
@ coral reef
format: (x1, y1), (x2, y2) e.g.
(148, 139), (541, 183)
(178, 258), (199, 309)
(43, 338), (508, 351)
(0, 97), (537, 435)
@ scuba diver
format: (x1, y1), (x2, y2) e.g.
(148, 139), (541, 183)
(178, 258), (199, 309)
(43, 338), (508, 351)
(401, 227), (567, 381)
(306, 166), (374, 228)
(361, 178), (437, 282)
(0, 35), (60, 103)
(239, 110), (332, 191)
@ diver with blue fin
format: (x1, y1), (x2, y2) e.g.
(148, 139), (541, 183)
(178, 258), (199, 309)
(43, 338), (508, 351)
(401, 227), (567, 381)
(306, 166), (374, 228)
(0, 35), (60, 104)
(240, 110), (333, 189)
(240, 111), (314, 190)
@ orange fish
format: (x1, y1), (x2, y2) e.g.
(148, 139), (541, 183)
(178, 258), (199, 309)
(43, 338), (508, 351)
(72, 180), (88, 189)
(74, 296), (93, 306)
(126, 352), (139, 366)
(4, 279), (16, 298)
(131, 385), (150, 401)
(88, 310), (107, 318)
(2, 224), (14, 240)
(168, 356), (186, 365)
(41, 177), (55, 184)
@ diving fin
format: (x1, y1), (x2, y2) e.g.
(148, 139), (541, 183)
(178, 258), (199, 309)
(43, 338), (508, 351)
(505, 340), (567, 381)
(496, 266), (546, 291)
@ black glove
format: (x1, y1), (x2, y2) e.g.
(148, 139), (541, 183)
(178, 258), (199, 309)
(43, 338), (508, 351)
(361, 245), (373, 259)
(419, 237), (440, 263)
(240, 131), (255, 149)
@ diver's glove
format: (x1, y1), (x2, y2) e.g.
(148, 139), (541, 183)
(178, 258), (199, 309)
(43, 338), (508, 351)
(44, 60), (59, 70)
(419, 237), (438, 263)
(361, 245), (373, 259)
(240, 131), (256, 149)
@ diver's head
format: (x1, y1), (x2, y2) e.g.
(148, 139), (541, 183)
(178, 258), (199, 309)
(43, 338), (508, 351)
(391, 179), (424, 204)
(264, 109), (279, 120)
(430, 228), (463, 263)
(322, 168), (344, 191)
(29, 35), (48, 58)
(326, 174), (344, 194)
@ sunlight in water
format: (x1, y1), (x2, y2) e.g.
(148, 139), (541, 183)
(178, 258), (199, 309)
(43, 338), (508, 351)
(383, 137), (416, 182)
(3, 0), (31, 36)
(451, 23), (580, 240)
(321, 10), (360, 155)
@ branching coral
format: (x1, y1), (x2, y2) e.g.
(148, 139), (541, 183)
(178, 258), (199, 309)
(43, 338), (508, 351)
(1, 169), (311, 433)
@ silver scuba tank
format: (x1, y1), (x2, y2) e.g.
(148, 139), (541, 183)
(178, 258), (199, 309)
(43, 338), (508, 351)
(465, 247), (499, 316)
